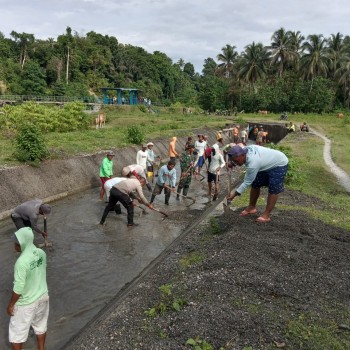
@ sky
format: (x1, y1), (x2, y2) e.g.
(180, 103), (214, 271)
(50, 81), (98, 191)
(1, 0), (350, 72)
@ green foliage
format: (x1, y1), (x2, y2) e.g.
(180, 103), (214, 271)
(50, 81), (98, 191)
(144, 284), (187, 317)
(186, 336), (223, 350)
(0, 102), (90, 133)
(208, 216), (222, 235)
(138, 104), (147, 113)
(14, 124), (48, 162)
(265, 144), (303, 185)
(179, 251), (206, 268)
(126, 125), (145, 144)
(286, 313), (350, 349)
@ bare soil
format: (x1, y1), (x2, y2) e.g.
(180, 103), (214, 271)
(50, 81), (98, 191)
(68, 187), (350, 350)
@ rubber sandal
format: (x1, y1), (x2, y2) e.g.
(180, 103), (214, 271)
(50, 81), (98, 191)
(240, 209), (257, 217)
(255, 216), (271, 223)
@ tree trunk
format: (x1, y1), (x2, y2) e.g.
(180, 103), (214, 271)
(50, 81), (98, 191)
(66, 47), (70, 85)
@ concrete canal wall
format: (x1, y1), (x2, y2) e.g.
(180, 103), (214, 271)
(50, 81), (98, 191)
(0, 123), (287, 220)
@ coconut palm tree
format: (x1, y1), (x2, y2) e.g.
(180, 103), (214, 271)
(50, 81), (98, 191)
(287, 30), (305, 71)
(237, 42), (271, 91)
(327, 32), (344, 78)
(216, 44), (238, 78)
(269, 27), (295, 76)
(334, 48), (350, 107)
(300, 34), (331, 81)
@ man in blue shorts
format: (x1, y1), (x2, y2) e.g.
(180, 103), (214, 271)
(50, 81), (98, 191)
(226, 145), (288, 222)
(194, 134), (207, 175)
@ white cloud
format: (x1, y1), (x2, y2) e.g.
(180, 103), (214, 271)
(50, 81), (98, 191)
(0, 0), (350, 72)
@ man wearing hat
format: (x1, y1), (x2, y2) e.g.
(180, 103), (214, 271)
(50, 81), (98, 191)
(121, 164), (152, 192)
(177, 144), (196, 199)
(7, 227), (49, 350)
(11, 199), (51, 239)
(150, 160), (176, 205)
(99, 151), (115, 200)
(226, 145), (288, 222)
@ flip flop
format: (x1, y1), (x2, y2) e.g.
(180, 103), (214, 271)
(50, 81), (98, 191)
(240, 209), (257, 216)
(255, 216), (271, 223)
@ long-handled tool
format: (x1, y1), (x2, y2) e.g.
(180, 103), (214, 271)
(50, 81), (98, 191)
(163, 184), (196, 206)
(38, 217), (53, 248)
(152, 157), (162, 183)
(134, 203), (147, 217)
(223, 170), (234, 213)
(150, 206), (168, 220)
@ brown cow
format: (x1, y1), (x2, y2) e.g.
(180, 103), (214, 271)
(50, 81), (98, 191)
(337, 112), (344, 119)
(95, 111), (106, 129)
(258, 110), (268, 115)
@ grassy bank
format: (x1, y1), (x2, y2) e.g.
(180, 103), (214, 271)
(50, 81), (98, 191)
(1, 106), (349, 229)
(232, 113), (350, 230)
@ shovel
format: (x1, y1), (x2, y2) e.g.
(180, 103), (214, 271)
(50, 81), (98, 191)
(163, 184), (196, 206)
(38, 217), (53, 248)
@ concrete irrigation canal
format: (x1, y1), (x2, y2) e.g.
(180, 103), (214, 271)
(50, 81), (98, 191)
(0, 123), (305, 350)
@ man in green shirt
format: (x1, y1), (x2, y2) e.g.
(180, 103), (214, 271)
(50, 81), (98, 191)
(99, 151), (115, 200)
(7, 227), (49, 350)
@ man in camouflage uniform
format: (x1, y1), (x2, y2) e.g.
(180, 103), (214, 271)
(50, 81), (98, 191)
(176, 144), (196, 199)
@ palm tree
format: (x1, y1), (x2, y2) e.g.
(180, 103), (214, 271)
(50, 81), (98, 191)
(286, 30), (304, 71)
(334, 48), (350, 107)
(269, 28), (294, 76)
(237, 42), (271, 90)
(327, 32), (344, 78)
(300, 34), (331, 81)
(217, 44), (238, 78)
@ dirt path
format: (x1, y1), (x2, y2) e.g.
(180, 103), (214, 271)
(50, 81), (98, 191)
(311, 128), (350, 193)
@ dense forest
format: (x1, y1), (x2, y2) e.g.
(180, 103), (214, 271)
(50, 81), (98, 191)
(1, 27), (350, 113)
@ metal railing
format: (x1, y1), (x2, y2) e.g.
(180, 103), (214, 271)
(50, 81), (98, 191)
(0, 95), (102, 104)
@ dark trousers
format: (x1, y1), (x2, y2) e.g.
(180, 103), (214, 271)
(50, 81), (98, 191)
(11, 214), (31, 230)
(100, 188), (134, 225)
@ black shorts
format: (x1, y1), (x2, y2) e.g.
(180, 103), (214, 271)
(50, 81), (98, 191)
(207, 171), (219, 183)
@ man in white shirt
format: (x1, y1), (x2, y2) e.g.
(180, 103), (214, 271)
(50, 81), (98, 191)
(121, 164), (152, 192)
(194, 134), (207, 175)
(100, 178), (152, 227)
(207, 143), (226, 200)
(136, 145), (148, 172)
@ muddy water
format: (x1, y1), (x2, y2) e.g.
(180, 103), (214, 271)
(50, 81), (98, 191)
(0, 169), (209, 350)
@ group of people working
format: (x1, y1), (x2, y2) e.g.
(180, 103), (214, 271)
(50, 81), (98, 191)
(6, 125), (289, 349)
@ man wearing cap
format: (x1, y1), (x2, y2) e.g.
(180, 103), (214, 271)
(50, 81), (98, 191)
(177, 144), (196, 199)
(99, 152), (115, 200)
(150, 160), (176, 205)
(226, 145), (288, 223)
(100, 177), (153, 227)
(121, 164), (152, 192)
(7, 227), (49, 350)
(11, 199), (51, 239)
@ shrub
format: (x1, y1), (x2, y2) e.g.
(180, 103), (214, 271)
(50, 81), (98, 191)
(138, 104), (147, 113)
(14, 124), (49, 162)
(126, 125), (145, 144)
